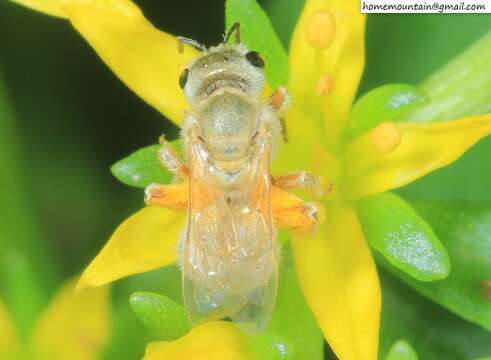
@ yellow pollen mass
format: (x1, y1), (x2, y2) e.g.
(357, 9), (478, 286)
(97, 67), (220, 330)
(344, 122), (401, 176)
(371, 122), (401, 154)
(315, 74), (336, 95)
(305, 10), (336, 49)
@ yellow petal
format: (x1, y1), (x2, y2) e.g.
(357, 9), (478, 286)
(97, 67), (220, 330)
(143, 322), (256, 360)
(77, 206), (185, 290)
(68, 2), (198, 125)
(292, 202), (380, 360)
(9, 0), (197, 123)
(8, 0), (141, 19)
(0, 297), (18, 358)
(32, 278), (110, 360)
(273, 105), (330, 174)
(345, 114), (491, 199)
(288, 0), (365, 145)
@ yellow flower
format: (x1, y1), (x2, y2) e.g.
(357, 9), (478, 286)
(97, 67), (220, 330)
(8, 0), (491, 359)
(0, 278), (110, 360)
(144, 322), (256, 360)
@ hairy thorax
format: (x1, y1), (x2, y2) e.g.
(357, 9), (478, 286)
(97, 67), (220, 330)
(190, 88), (262, 177)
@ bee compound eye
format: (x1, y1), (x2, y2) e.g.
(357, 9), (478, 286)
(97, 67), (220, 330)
(245, 51), (265, 68)
(179, 68), (189, 89)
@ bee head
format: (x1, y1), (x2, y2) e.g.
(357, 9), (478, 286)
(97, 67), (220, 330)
(177, 25), (266, 102)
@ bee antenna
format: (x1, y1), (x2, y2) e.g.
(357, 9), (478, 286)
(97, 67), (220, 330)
(225, 22), (240, 44)
(176, 36), (207, 54)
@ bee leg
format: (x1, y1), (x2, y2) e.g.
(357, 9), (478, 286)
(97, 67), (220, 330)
(144, 182), (189, 211)
(268, 87), (290, 142)
(272, 171), (331, 198)
(158, 135), (189, 179)
(269, 86), (291, 115)
(272, 186), (325, 235)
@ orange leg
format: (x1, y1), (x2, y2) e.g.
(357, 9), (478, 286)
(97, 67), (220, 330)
(144, 182), (188, 211)
(269, 87), (291, 142)
(269, 86), (290, 114)
(144, 182), (324, 235)
(271, 186), (324, 235)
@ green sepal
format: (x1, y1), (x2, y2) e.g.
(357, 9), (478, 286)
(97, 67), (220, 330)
(111, 140), (182, 189)
(357, 192), (450, 281)
(129, 291), (190, 341)
(255, 333), (295, 360)
(391, 201), (491, 332)
(386, 339), (418, 360)
(345, 84), (428, 140)
(225, 0), (288, 87)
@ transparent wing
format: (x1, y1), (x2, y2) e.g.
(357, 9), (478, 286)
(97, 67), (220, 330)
(182, 132), (277, 333)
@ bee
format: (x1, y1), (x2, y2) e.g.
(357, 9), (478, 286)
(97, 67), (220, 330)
(145, 23), (324, 333)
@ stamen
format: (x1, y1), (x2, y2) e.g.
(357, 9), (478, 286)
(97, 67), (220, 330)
(344, 122), (401, 176)
(305, 10), (336, 49)
(371, 122), (402, 154)
(315, 74), (336, 95)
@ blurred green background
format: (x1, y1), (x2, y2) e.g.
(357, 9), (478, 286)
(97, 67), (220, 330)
(0, 1), (491, 359)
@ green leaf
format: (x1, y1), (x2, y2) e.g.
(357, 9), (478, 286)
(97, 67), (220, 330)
(357, 192), (450, 281)
(387, 201), (491, 332)
(406, 30), (491, 123)
(345, 83), (428, 139)
(361, 15), (491, 94)
(129, 291), (190, 341)
(380, 270), (491, 360)
(262, 0), (304, 49)
(386, 339), (418, 360)
(0, 73), (58, 338)
(255, 333), (295, 360)
(267, 239), (324, 360)
(225, 0), (288, 87)
(111, 141), (181, 189)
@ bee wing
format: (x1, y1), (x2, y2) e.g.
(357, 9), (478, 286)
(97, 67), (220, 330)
(182, 133), (277, 333)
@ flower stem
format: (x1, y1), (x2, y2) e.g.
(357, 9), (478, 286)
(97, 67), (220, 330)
(406, 30), (491, 122)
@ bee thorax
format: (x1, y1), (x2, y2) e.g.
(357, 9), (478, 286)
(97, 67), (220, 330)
(196, 91), (260, 163)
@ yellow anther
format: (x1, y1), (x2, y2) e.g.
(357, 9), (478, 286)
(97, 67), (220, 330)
(344, 122), (401, 177)
(305, 10), (336, 49)
(315, 74), (336, 95)
(371, 122), (402, 154)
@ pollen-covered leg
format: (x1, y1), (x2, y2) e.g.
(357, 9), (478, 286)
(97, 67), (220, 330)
(272, 171), (331, 197)
(158, 135), (189, 179)
(144, 182), (188, 211)
(272, 186), (325, 235)
(269, 86), (291, 115)
(144, 182), (324, 234)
